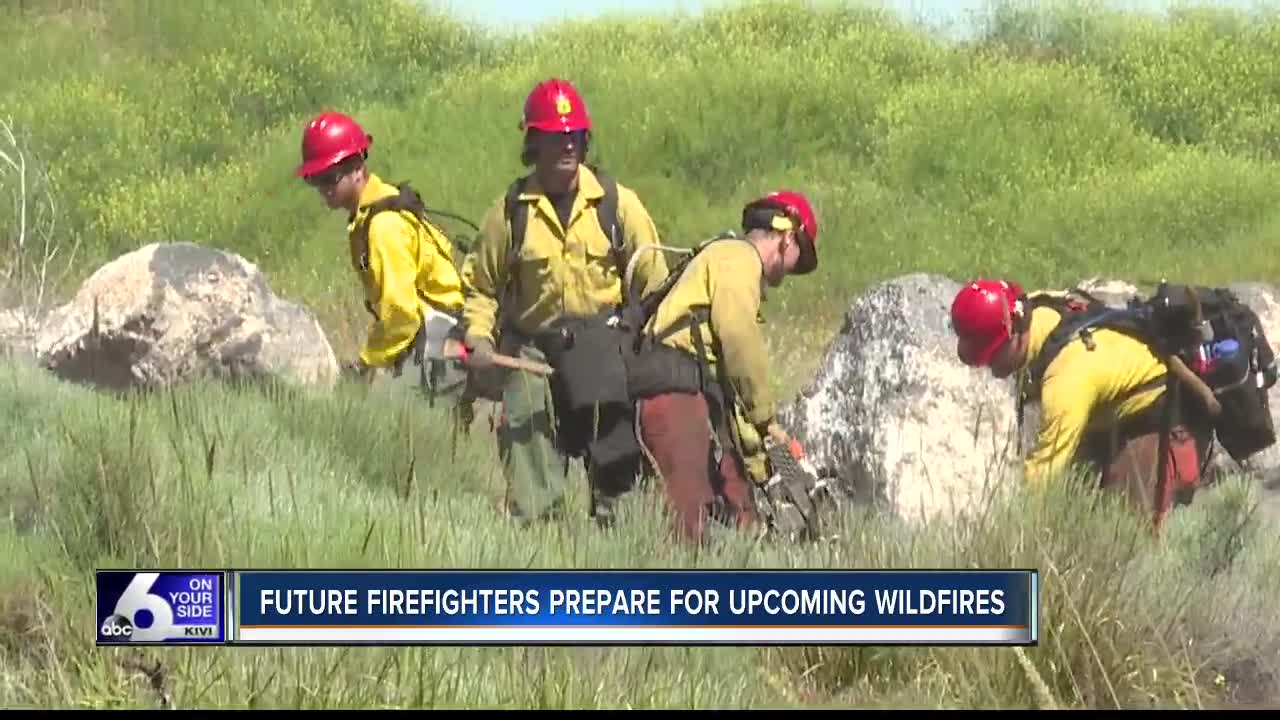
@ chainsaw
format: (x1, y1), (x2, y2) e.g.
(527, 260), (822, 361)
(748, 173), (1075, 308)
(754, 431), (847, 543)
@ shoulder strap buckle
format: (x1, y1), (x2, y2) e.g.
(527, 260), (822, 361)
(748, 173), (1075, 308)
(1079, 327), (1097, 351)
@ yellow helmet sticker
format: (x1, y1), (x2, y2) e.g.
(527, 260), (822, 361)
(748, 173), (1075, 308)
(555, 94), (572, 116)
(770, 215), (795, 232)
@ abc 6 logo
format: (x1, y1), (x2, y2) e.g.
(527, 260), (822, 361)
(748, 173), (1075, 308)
(100, 573), (174, 642)
(99, 613), (134, 639)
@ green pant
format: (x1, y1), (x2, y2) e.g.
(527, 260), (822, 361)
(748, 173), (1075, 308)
(370, 354), (471, 419)
(498, 344), (572, 522)
(496, 344), (638, 524)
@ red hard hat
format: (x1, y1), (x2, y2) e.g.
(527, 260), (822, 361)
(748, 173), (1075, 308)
(296, 112), (371, 178)
(521, 78), (592, 134)
(744, 190), (819, 274)
(951, 279), (1025, 367)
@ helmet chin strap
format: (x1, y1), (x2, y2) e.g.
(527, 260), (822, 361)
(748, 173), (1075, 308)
(779, 233), (797, 271)
(1010, 295), (1030, 336)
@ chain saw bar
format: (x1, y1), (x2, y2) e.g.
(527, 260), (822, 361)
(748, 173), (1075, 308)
(755, 437), (848, 543)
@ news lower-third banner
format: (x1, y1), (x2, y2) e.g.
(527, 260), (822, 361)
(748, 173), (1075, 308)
(96, 569), (1038, 646)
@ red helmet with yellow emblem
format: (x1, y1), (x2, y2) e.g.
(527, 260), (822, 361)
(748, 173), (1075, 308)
(520, 78), (592, 134)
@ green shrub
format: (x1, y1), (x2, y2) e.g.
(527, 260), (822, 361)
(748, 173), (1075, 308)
(1008, 148), (1280, 286)
(871, 57), (1159, 224)
(977, 0), (1280, 159)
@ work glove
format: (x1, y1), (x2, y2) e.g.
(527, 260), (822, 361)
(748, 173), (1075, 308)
(759, 421), (804, 460)
(751, 419), (822, 541)
(464, 337), (498, 372)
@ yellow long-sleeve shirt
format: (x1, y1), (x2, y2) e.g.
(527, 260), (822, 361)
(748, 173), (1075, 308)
(462, 165), (669, 346)
(348, 174), (465, 368)
(643, 238), (774, 428)
(1019, 305), (1169, 483)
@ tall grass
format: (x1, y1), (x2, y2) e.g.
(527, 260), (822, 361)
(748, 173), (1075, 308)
(3, 0), (1280, 709)
(1, 358), (1276, 709)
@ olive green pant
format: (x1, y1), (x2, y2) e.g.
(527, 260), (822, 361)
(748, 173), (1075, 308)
(496, 344), (635, 524)
(497, 344), (568, 521)
(370, 354), (471, 417)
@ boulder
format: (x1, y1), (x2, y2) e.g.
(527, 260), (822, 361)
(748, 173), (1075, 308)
(35, 242), (339, 390)
(1074, 276), (1140, 307)
(777, 273), (1023, 523)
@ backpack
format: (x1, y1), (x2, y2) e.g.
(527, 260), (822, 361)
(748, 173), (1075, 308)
(624, 233), (740, 348)
(1017, 283), (1279, 466)
(354, 181), (478, 280)
(353, 182), (478, 400)
(620, 233), (745, 406)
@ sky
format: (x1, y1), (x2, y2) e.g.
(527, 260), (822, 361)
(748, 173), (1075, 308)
(435, 0), (1271, 36)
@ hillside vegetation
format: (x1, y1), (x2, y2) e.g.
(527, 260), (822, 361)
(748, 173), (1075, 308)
(3, 0), (1280, 709)
(8, 0), (1280, 378)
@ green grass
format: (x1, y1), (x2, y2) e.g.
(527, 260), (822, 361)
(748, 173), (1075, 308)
(3, 0), (1280, 709)
(1, 359), (1277, 709)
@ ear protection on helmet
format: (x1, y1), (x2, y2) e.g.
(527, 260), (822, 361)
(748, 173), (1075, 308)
(742, 205), (788, 235)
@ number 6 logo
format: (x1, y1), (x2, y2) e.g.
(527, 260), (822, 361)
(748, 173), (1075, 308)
(113, 573), (174, 642)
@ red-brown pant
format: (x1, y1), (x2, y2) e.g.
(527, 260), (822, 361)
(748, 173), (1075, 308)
(1097, 424), (1210, 531)
(636, 392), (756, 543)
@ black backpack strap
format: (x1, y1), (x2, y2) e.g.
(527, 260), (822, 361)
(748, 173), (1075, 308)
(1019, 302), (1175, 462)
(374, 182), (428, 223)
(1020, 305), (1130, 441)
(495, 175), (533, 335)
(503, 175), (531, 261)
(591, 169), (625, 258)
(1026, 306), (1138, 388)
(636, 235), (755, 351)
(582, 166), (631, 306)
(354, 186), (419, 320)
(1016, 375), (1026, 456)
(355, 182), (430, 260)
(497, 170), (628, 319)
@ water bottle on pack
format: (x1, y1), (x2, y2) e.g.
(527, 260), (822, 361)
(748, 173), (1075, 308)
(1195, 338), (1239, 376)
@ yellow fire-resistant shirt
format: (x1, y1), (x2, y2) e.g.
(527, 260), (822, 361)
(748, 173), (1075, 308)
(1019, 304), (1170, 484)
(643, 238), (775, 428)
(462, 165), (669, 346)
(348, 174), (465, 368)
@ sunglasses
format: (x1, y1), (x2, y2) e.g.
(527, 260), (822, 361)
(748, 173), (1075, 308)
(530, 129), (588, 146)
(305, 167), (347, 188)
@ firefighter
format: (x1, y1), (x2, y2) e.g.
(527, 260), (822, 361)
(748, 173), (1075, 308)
(462, 78), (670, 525)
(949, 279), (1214, 530)
(631, 191), (819, 543)
(295, 111), (466, 396)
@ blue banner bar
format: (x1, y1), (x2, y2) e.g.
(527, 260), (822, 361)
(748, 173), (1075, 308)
(231, 569), (1038, 646)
